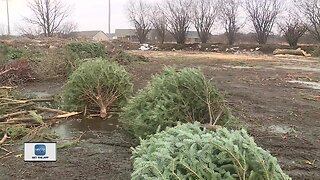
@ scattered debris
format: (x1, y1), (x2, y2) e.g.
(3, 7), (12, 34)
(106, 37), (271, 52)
(0, 87), (80, 144)
(139, 44), (150, 51)
(268, 125), (296, 134)
(0, 59), (36, 84)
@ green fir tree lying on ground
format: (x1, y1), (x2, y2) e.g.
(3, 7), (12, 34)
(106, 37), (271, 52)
(132, 123), (291, 180)
(120, 67), (233, 138)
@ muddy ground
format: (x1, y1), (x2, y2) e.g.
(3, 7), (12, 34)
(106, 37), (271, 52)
(1, 51), (320, 179)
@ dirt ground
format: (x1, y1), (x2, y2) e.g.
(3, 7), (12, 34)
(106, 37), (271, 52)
(1, 51), (320, 179)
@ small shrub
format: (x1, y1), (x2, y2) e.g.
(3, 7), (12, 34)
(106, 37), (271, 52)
(32, 49), (70, 80)
(132, 123), (291, 180)
(0, 44), (24, 64)
(108, 50), (148, 64)
(64, 42), (106, 72)
(120, 68), (232, 138)
(63, 58), (132, 118)
(65, 42), (105, 60)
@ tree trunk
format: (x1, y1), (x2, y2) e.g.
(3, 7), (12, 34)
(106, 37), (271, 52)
(100, 105), (107, 118)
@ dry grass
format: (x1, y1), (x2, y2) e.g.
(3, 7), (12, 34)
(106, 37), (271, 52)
(130, 50), (275, 62)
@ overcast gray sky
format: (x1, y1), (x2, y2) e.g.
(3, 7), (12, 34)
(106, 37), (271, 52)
(0, 0), (291, 35)
(0, 0), (134, 35)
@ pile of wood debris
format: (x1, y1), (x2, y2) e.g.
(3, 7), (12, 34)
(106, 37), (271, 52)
(0, 86), (79, 145)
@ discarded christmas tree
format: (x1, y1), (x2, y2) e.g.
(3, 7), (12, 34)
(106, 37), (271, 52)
(120, 67), (232, 138)
(63, 58), (132, 118)
(132, 123), (291, 180)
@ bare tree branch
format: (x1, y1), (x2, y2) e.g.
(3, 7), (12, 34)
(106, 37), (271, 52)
(278, 15), (307, 47)
(163, 0), (192, 44)
(219, 0), (241, 45)
(17, 24), (42, 39)
(150, 4), (167, 44)
(24, 0), (71, 37)
(245, 0), (283, 44)
(192, 0), (217, 43)
(127, 0), (151, 44)
(58, 21), (78, 37)
(295, 0), (320, 42)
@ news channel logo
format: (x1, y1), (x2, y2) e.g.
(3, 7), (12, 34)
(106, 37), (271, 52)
(24, 142), (57, 162)
(34, 144), (46, 156)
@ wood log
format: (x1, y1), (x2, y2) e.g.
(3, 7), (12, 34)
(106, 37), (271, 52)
(273, 48), (311, 57)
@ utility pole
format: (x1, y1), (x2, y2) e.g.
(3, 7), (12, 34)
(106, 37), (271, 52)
(6, 0), (10, 35)
(108, 0), (111, 33)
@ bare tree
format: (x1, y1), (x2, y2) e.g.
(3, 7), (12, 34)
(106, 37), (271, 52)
(279, 17), (307, 47)
(295, 0), (320, 42)
(127, 0), (151, 44)
(164, 0), (192, 44)
(58, 21), (78, 37)
(192, 0), (217, 43)
(17, 24), (42, 39)
(219, 0), (241, 45)
(150, 5), (167, 44)
(25, 0), (70, 37)
(245, 0), (282, 44)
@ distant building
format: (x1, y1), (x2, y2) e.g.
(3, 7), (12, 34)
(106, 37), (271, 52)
(115, 29), (138, 42)
(106, 33), (116, 40)
(69, 31), (109, 41)
(114, 29), (201, 44)
(186, 31), (201, 44)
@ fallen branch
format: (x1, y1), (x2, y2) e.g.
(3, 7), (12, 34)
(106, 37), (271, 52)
(27, 98), (55, 103)
(34, 107), (68, 114)
(5, 111), (81, 123)
(0, 68), (16, 76)
(54, 112), (81, 118)
(0, 146), (10, 153)
(0, 111), (29, 121)
(15, 102), (35, 109)
(0, 86), (15, 90)
(0, 101), (28, 106)
(0, 133), (8, 145)
(6, 117), (36, 122)
(0, 151), (13, 160)
(0, 98), (28, 103)
(0, 98), (54, 106)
